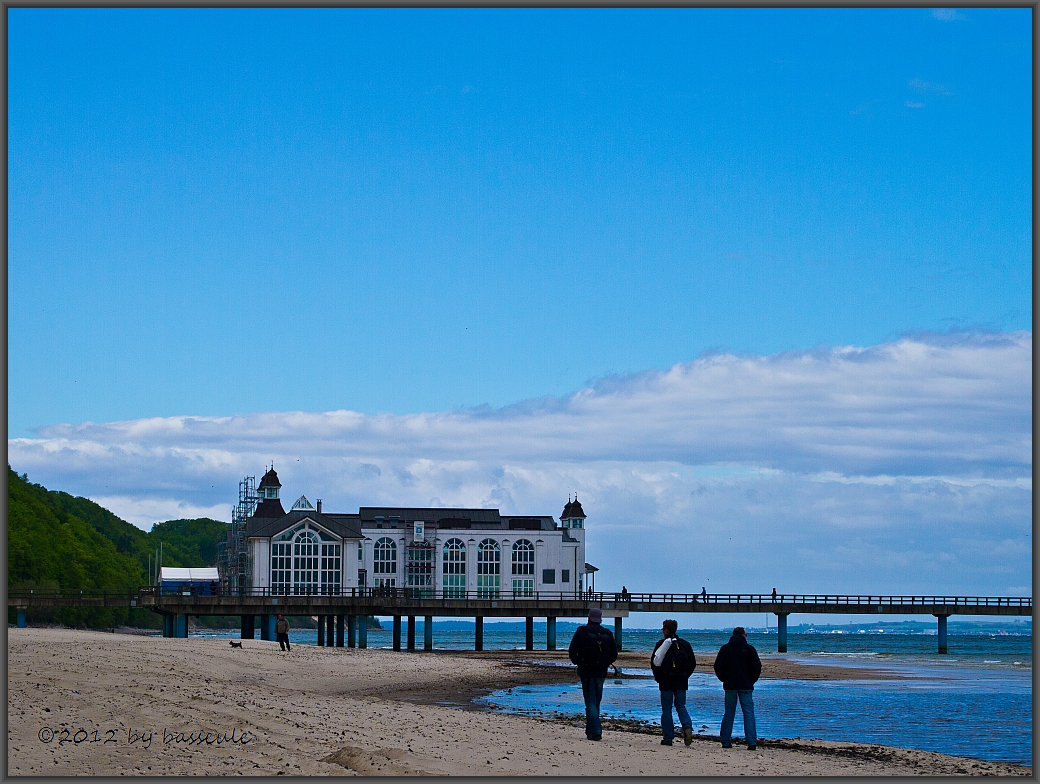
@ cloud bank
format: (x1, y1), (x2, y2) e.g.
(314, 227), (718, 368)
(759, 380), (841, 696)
(9, 331), (1031, 595)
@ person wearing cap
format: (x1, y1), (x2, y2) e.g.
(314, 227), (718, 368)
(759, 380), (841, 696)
(713, 626), (761, 750)
(275, 614), (291, 651)
(568, 608), (618, 741)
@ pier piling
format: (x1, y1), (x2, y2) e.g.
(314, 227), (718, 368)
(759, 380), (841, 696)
(424, 615), (433, 651)
(336, 614), (344, 647)
(317, 615), (325, 647)
(936, 614), (948, 654)
(614, 616), (623, 652)
(776, 613), (788, 653)
(525, 617), (534, 650)
(240, 614), (255, 640)
(260, 614), (275, 641)
(393, 616), (402, 651)
(347, 615), (356, 648)
(407, 616), (416, 650)
(358, 618), (368, 649)
(16, 609), (26, 628)
(475, 616), (483, 651)
(546, 616), (556, 650)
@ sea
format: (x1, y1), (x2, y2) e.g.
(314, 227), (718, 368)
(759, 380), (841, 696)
(188, 623), (1033, 766)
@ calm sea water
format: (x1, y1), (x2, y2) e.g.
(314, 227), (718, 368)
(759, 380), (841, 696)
(190, 625), (1032, 765)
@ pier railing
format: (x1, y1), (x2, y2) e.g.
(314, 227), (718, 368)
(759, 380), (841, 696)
(7, 587), (1032, 609)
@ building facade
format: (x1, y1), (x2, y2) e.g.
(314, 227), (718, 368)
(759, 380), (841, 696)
(243, 468), (590, 596)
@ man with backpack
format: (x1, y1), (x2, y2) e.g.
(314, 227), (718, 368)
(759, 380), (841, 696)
(568, 608), (618, 741)
(651, 619), (697, 746)
(713, 626), (762, 750)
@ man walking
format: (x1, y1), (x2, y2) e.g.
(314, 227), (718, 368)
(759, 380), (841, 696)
(275, 614), (291, 652)
(568, 608), (618, 741)
(713, 626), (761, 750)
(651, 619), (696, 746)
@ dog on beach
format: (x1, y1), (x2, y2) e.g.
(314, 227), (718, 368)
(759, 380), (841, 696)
(229, 640), (243, 648)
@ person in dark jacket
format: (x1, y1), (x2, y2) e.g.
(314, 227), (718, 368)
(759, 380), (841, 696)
(650, 619), (696, 746)
(713, 626), (761, 749)
(275, 614), (291, 651)
(568, 608), (618, 741)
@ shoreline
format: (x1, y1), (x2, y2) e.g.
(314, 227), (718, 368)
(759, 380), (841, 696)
(8, 628), (1031, 776)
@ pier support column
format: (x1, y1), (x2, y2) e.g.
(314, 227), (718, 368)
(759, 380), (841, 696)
(163, 614), (173, 637)
(174, 614), (188, 638)
(525, 617), (534, 651)
(326, 615), (335, 647)
(546, 617), (556, 651)
(614, 616), (623, 652)
(336, 615), (344, 647)
(475, 617), (483, 651)
(424, 616), (434, 651)
(776, 613), (788, 653)
(17, 609), (26, 628)
(347, 615), (356, 648)
(241, 614), (255, 640)
(393, 616), (402, 651)
(358, 618), (368, 649)
(260, 615), (275, 641)
(936, 614), (948, 654)
(407, 616), (416, 650)
(317, 616), (325, 647)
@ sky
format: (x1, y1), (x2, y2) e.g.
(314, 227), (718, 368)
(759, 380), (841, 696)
(6, 8), (1033, 625)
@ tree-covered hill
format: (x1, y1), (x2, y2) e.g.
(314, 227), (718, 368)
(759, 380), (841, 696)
(7, 466), (228, 627)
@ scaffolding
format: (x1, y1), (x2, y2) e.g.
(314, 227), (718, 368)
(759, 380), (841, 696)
(217, 476), (258, 596)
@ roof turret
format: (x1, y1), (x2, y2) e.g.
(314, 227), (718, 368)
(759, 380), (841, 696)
(258, 467), (281, 490)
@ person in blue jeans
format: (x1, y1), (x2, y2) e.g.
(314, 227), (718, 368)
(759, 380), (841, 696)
(713, 626), (762, 750)
(651, 619), (697, 746)
(568, 608), (618, 740)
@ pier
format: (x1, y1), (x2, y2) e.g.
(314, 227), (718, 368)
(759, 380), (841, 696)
(8, 588), (1031, 654)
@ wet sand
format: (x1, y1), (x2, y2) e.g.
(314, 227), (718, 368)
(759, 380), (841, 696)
(7, 628), (1031, 776)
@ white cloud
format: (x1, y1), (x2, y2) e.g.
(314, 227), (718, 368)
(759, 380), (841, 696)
(932, 8), (967, 21)
(8, 331), (1031, 594)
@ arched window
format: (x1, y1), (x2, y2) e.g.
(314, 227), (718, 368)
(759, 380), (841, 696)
(374, 537), (397, 588)
(443, 538), (466, 598)
(512, 539), (534, 597)
(293, 530), (320, 595)
(477, 539), (500, 598)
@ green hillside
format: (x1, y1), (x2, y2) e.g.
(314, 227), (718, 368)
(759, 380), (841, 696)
(7, 467), (228, 628)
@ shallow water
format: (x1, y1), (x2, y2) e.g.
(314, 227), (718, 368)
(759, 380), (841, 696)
(474, 660), (1032, 766)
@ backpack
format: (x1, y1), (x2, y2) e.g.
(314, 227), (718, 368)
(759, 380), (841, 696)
(581, 625), (611, 669)
(665, 637), (692, 674)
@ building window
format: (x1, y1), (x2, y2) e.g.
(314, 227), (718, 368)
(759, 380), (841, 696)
(542, 569), (555, 585)
(562, 569), (570, 583)
(512, 539), (534, 597)
(292, 530), (320, 595)
(271, 542), (292, 595)
(358, 541), (363, 561)
(406, 542), (434, 598)
(320, 543), (341, 595)
(374, 537), (397, 588)
(477, 539), (500, 598)
(443, 538), (466, 598)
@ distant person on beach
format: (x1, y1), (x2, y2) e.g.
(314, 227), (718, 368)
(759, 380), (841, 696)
(568, 608), (618, 741)
(275, 615), (291, 652)
(651, 619), (696, 746)
(713, 626), (761, 750)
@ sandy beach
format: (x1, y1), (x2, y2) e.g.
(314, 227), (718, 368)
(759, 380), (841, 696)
(7, 627), (1031, 776)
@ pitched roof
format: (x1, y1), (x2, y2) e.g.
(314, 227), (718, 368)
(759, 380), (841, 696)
(258, 467), (281, 489)
(246, 509), (363, 540)
(562, 498), (586, 518)
(252, 498), (286, 519)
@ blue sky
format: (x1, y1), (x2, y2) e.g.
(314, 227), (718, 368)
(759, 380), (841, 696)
(8, 7), (1031, 436)
(6, 8), (1032, 619)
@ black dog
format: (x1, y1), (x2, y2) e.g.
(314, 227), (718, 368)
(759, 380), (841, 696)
(229, 640), (243, 648)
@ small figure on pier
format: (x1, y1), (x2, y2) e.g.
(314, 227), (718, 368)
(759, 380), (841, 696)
(621, 586), (630, 602)
(701, 586), (707, 601)
(772, 588), (777, 602)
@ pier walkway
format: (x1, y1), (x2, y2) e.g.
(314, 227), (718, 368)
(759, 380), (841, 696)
(9, 588), (1031, 654)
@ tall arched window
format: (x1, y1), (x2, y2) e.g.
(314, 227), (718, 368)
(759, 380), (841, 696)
(477, 539), (500, 598)
(511, 539), (534, 597)
(293, 530), (320, 595)
(374, 537), (398, 588)
(443, 538), (466, 598)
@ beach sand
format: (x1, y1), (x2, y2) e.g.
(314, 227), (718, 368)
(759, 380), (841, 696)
(7, 628), (1031, 776)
